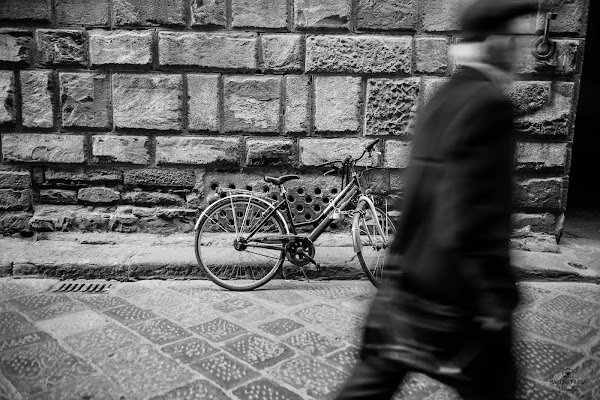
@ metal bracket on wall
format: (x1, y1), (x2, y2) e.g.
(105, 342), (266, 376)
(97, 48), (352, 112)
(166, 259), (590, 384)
(531, 12), (558, 61)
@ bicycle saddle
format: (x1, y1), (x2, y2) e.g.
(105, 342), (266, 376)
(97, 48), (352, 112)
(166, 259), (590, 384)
(264, 175), (300, 186)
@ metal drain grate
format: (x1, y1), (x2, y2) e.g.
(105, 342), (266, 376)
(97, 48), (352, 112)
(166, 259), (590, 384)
(49, 281), (113, 294)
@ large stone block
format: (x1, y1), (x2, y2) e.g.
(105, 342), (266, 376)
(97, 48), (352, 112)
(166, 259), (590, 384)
(365, 78), (420, 136)
(158, 31), (257, 70)
(60, 72), (111, 128)
(414, 36), (449, 74)
(514, 82), (573, 137)
(35, 29), (87, 67)
(512, 212), (557, 231)
(294, 0), (350, 29)
(45, 168), (123, 183)
(356, 0), (417, 30)
(299, 138), (381, 166)
(0, 170), (31, 189)
(0, 189), (31, 211)
(514, 178), (563, 210)
(232, 0), (287, 28)
(187, 74), (219, 131)
(114, 0), (185, 26)
(2, 134), (85, 164)
(0, 0), (51, 22)
(306, 35), (412, 73)
(515, 142), (567, 171)
(124, 169), (196, 189)
(0, 29), (32, 64)
(156, 136), (240, 165)
(285, 75), (310, 133)
(78, 187), (121, 204)
(0, 70), (15, 124)
(539, 0), (588, 35)
(384, 141), (411, 169)
(223, 76), (281, 133)
(122, 191), (184, 206)
(261, 34), (303, 72)
(516, 39), (579, 76)
(191, 0), (226, 26)
(314, 76), (361, 132)
(39, 189), (78, 204)
(113, 74), (182, 131)
(20, 70), (53, 129)
(92, 135), (150, 165)
(56, 0), (110, 26)
(0, 211), (32, 234)
(246, 138), (294, 166)
(90, 30), (153, 66)
(421, 0), (472, 32)
(505, 81), (551, 116)
(28, 205), (77, 231)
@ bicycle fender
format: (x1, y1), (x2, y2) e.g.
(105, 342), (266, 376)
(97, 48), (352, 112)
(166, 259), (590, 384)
(351, 196), (383, 253)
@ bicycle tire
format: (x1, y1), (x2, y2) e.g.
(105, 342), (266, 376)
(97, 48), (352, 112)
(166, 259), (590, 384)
(194, 196), (286, 291)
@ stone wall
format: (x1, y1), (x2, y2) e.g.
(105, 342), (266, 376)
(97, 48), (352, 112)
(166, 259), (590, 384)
(0, 0), (590, 239)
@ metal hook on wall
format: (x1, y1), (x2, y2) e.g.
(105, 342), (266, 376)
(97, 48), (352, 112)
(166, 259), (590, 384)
(532, 12), (558, 61)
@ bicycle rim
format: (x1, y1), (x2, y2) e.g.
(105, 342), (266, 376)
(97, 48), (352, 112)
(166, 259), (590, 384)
(195, 197), (285, 291)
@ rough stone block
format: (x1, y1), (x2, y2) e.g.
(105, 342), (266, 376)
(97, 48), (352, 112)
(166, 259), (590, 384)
(159, 31), (257, 70)
(294, 0), (350, 29)
(299, 138), (381, 166)
(122, 191), (184, 206)
(314, 76), (361, 132)
(90, 30), (153, 66)
(306, 35), (412, 73)
(514, 178), (563, 210)
(365, 78), (419, 136)
(0, 212), (32, 233)
(45, 168), (123, 183)
(505, 81), (551, 116)
(223, 75), (281, 133)
(39, 189), (78, 204)
(124, 169), (196, 189)
(2, 134), (85, 163)
(113, 74), (182, 131)
(35, 29), (87, 67)
(0, 170), (31, 189)
(92, 135), (150, 165)
(0, 189), (32, 210)
(187, 74), (219, 131)
(539, 0), (588, 35)
(56, 0), (110, 26)
(78, 187), (121, 204)
(114, 0), (185, 26)
(384, 141), (411, 169)
(60, 72), (110, 128)
(421, 0), (472, 32)
(261, 34), (303, 72)
(246, 139), (294, 166)
(515, 142), (567, 171)
(414, 36), (449, 74)
(0, 29), (32, 64)
(20, 70), (53, 129)
(285, 75), (310, 133)
(0, 0), (51, 22)
(512, 213), (556, 231)
(28, 205), (76, 231)
(516, 39), (579, 76)
(156, 136), (240, 165)
(356, 0), (417, 30)
(232, 0), (287, 28)
(514, 82), (573, 137)
(0, 70), (15, 124)
(191, 0), (226, 26)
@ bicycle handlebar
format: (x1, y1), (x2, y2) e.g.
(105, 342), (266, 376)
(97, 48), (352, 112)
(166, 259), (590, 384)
(315, 139), (380, 169)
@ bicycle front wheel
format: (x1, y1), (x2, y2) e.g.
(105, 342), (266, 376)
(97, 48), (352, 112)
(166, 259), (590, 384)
(353, 205), (397, 287)
(195, 196), (286, 291)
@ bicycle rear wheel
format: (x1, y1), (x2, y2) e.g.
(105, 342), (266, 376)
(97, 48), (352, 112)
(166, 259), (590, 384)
(195, 196), (286, 291)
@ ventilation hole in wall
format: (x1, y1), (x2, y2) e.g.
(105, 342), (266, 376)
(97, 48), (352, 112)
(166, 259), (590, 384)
(271, 195), (278, 201)
(210, 183), (218, 190)
(330, 222), (337, 229)
(315, 187), (322, 195)
(263, 186), (270, 193)
(220, 193), (227, 198)
(296, 205), (304, 212)
(305, 196), (313, 204)
(305, 214), (312, 221)
(331, 188), (338, 194)
(287, 195), (295, 203)
(245, 185), (252, 191)
(297, 188), (305, 195)
(314, 205), (321, 212)
(227, 184), (235, 189)
(322, 197), (329, 204)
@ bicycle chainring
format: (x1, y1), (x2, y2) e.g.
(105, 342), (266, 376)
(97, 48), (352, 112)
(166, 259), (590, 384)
(284, 238), (315, 266)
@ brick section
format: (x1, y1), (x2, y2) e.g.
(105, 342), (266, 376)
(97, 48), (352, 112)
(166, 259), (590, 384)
(158, 31), (257, 70)
(78, 187), (121, 204)
(191, 0), (226, 27)
(294, 0), (350, 29)
(156, 136), (240, 165)
(45, 168), (123, 183)
(515, 142), (568, 171)
(20, 70), (53, 129)
(357, 0), (417, 30)
(365, 78), (420, 136)
(92, 135), (150, 165)
(0, 189), (32, 211)
(0, 29), (32, 64)
(246, 139), (294, 166)
(506, 81), (551, 116)
(384, 141), (412, 169)
(421, 0), (470, 32)
(285, 75), (310, 133)
(232, 0), (287, 28)
(124, 169), (196, 189)
(514, 178), (564, 210)
(0, 71), (16, 124)
(517, 39), (579, 76)
(122, 191), (184, 206)
(40, 189), (78, 204)
(314, 76), (361, 132)
(414, 37), (449, 74)
(223, 76), (281, 133)
(306, 35), (412, 73)
(187, 74), (219, 131)
(261, 34), (303, 72)
(113, 0), (185, 26)
(2, 134), (85, 164)
(299, 138), (381, 166)
(90, 30), (153, 66)
(0, 0), (51, 22)
(56, 0), (110, 26)
(0, 170), (31, 189)
(35, 29), (87, 67)
(514, 82), (573, 138)
(60, 72), (111, 128)
(113, 74), (182, 131)
(539, 0), (588, 35)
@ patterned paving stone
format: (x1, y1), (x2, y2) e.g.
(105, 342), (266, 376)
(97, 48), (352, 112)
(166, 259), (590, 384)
(0, 331), (52, 353)
(149, 379), (229, 400)
(251, 290), (309, 307)
(513, 338), (584, 380)
(0, 340), (95, 396)
(0, 311), (36, 338)
(131, 318), (192, 345)
(190, 353), (259, 390)
(212, 297), (255, 313)
(392, 373), (441, 400)
(0, 373), (21, 400)
(224, 333), (294, 369)
(63, 323), (140, 364)
(230, 304), (277, 323)
(422, 387), (462, 400)
(561, 358), (600, 399)
(517, 283), (554, 307)
(515, 377), (567, 400)
(25, 299), (86, 321)
(285, 330), (343, 356)
(514, 310), (598, 346)
(8, 293), (69, 312)
(98, 344), (194, 399)
(161, 337), (219, 363)
(259, 318), (304, 336)
(128, 289), (191, 309)
(271, 355), (349, 399)
(103, 304), (157, 325)
(111, 283), (151, 298)
(189, 318), (247, 342)
(29, 374), (126, 400)
(554, 284), (600, 304)
(590, 341), (600, 359)
(154, 301), (219, 328)
(233, 378), (304, 400)
(71, 294), (129, 310)
(36, 309), (111, 338)
(325, 346), (360, 373)
(299, 283), (376, 299)
(537, 295), (600, 322)
(295, 304), (363, 339)
(169, 285), (234, 303)
(0, 280), (35, 301)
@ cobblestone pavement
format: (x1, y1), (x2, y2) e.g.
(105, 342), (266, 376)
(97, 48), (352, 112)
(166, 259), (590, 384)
(0, 278), (599, 400)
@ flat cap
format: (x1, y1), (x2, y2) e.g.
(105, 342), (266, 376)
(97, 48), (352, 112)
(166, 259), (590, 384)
(460, 0), (538, 41)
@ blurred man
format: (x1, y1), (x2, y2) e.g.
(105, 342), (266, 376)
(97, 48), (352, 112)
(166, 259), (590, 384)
(335, 1), (537, 399)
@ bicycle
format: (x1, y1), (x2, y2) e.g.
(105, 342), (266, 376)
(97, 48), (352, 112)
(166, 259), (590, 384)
(193, 138), (398, 291)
